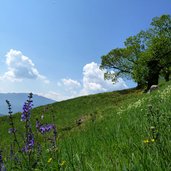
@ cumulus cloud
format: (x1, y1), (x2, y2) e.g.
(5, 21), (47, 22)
(61, 78), (81, 89)
(1, 49), (49, 83)
(80, 62), (128, 95)
(55, 62), (128, 101)
(55, 78), (81, 99)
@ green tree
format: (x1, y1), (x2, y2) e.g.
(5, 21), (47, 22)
(149, 14), (171, 82)
(100, 48), (133, 82)
(100, 32), (147, 88)
(147, 36), (171, 86)
(100, 14), (171, 90)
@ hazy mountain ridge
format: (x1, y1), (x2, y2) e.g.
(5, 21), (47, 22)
(0, 93), (56, 115)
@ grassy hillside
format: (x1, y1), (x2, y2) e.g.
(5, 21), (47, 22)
(0, 88), (140, 147)
(0, 82), (171, 170)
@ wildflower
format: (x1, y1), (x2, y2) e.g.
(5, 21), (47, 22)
(41, 114), (44, 120)
(59, 160), (66, 167)
(36, 119), (56, 134)
(6, 100), (12, 114)
(22, 133), (34, 152)
(47, 158), (52, 163)
(0, 163), (6, 171)
(6, 100), (22, 158)
(8, 128), (16, 134)
(39, 124), (54, 134)
(36, 119), (41, 129)
(21, 93), (33, 121)
(143, 138), (155, 144)
(21, 101), (33, 121)
(143, 139), (150, 143)
(151, 138), (155, 142)
(0, 150), (3, 163)
(0, 150), (6, 171)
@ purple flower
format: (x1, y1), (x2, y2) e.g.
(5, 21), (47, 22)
(0, 151), (2, 163)
(36, 119), (55, 134)
(0, 151), (6, 171)
(21, 101), (33, 121)
(36, 119), (41, 129)
(22, 133), (34, 152)
(39, 124), (54, 134)
(8, 128), (16, 134)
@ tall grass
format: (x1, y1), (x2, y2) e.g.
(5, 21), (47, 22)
(56, 83), (171, 170)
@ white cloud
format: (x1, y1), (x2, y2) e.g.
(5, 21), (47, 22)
(0, 52), (128, 102)
(62, 78), (81, 89)
(0, 49), (49, 83)
(54, 78), (82, 100)
(80, 62), (128, 95)
(55, 62), (128, 101)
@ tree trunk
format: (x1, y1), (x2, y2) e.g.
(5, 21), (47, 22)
(147, 72), (159, 90)
(147, 60), (161, 90)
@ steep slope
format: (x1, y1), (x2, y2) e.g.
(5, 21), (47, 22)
(0, 88), (140, 146)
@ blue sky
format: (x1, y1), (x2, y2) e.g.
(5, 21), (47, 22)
(0, 0), (170, 101)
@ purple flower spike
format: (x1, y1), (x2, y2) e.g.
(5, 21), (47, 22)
(36, 119), (41, 129)
(22, 133), (34, 153)
(21, 101), (33, 121)
(39, 124), (54, 134)
(0, 150), (6, 171)
(0, 152), (2, 163)
(36, 119), (55, 134)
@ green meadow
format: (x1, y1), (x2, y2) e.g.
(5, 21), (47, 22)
(1, 81), (171, 170)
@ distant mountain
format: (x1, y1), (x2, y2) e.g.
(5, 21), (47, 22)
(0, 93), (56, 115)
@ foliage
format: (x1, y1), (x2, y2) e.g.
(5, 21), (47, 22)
(100, 14), (171, 89)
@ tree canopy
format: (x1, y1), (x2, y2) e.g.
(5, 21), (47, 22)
(100, 14), (171, 90)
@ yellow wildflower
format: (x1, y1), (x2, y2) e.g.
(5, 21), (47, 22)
(143, 138), (155, 143)
(60, 160), (66, 167)
(151, 139), (155, 142)
(48, 158), (53, 163)
(143, 139), (150, 143)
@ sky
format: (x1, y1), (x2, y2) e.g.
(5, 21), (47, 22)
(0, 0), (170, 101)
